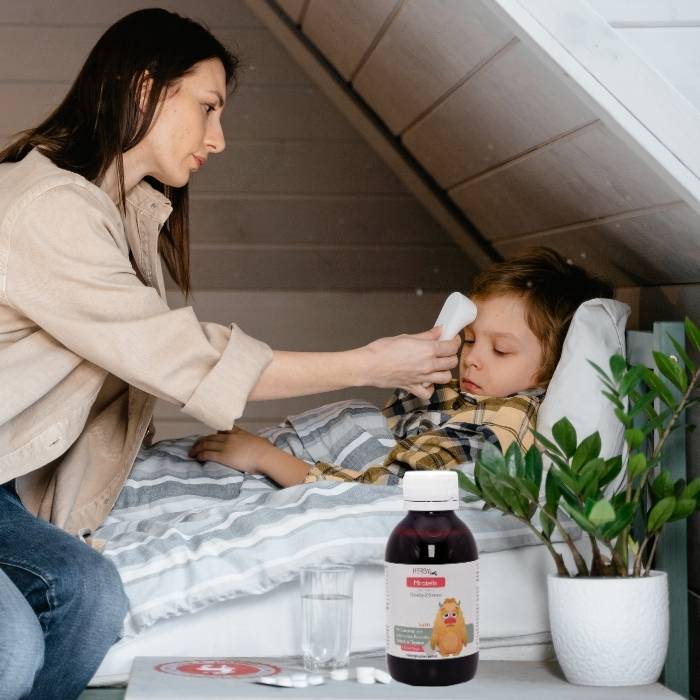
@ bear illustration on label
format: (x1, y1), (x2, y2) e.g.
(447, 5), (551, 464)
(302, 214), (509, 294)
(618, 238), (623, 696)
(430, 597), (468, 657)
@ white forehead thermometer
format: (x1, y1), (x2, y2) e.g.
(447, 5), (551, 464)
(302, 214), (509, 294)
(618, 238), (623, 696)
(434, 292), (477, 340)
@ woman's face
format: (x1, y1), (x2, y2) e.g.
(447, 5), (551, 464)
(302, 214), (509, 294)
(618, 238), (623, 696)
(138, 58), (227, 187)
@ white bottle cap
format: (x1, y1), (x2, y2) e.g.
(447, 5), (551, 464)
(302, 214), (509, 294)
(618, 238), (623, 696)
(403, 471), (459, 511)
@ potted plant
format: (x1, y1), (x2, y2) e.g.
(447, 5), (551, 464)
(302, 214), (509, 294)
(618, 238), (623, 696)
(458, 317), (700, 687)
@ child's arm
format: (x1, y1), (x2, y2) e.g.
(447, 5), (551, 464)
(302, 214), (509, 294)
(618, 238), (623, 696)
(189, 428), (311, 487)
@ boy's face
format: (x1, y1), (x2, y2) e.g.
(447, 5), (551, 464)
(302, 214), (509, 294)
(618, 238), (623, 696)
(459, 293), (544, 397)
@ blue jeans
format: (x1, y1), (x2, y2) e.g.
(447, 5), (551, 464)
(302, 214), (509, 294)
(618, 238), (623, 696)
(0, 481), (128, 700)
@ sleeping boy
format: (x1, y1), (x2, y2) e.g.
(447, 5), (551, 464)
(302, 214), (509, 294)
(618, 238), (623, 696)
(188, 247), (612, 487)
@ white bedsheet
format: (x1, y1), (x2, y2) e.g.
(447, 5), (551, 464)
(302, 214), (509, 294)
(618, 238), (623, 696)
(91, 540), (591, 686)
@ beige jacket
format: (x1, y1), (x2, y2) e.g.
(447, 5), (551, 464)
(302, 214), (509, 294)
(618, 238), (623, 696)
(0, 148), (273, 539)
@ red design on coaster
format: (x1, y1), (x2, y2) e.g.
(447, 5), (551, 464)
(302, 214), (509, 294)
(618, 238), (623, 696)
(154, 659), (282, 679)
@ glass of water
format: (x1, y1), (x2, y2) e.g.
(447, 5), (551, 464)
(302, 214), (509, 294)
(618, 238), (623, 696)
(300, 564), (354, 672)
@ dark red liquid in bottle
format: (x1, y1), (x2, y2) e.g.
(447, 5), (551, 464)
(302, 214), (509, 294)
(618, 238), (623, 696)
(385, 510), (478, 686)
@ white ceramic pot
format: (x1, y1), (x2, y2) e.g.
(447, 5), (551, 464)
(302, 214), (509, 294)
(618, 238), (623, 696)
(547, 571), (669, 686)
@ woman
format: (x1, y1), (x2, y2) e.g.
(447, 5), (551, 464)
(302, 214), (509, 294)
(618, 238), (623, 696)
(0, 9), (459, 699)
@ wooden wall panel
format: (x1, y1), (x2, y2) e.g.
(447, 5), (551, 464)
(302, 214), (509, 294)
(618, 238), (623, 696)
(168, 243), (472, 290)
(302, 0), (399, 80)
(224, 85), (361, 140)
(188, 196), (449, 246)
(0, 83), (67, 138)
(497, 204), (700, 286)
(403, 39), (597, 188)
(450, 122), (681, 240)
(353, 0), (512, 134)
(189, 140), (406, 194)
(0, 0), (261, 27)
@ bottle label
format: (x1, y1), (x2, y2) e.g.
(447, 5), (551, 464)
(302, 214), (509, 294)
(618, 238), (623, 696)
(385, 561), (479, 660)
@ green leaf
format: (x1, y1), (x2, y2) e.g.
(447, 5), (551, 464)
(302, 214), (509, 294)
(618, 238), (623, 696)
(651, 471), (675, 500)
(571, 432), (602, 473)
(599, 456), (623, 490)
(685, 316), (700, 352)
(544, 468), (560, 514)
(588, 360), (617, 390)
(670, 499), (697, 521)
(642, 368), (676, 409)
(641, 408), (674, 436)
(681, 476), (700, 502)
(674, 479), (687, 499)
(588, 498), (616, 527)
(504, 442), (524, 478)
(497, 480), (528, 518)
(457, 470), (482, 499)
(561, 501), (597, 536)
(603, 390), (625, 410)
(610, 354), (628, 382)
(618, 365), (647, 397)
(579, 458), (605, 500)
(653, 351), (687, 393)
(478, 442), (506, 475)
(539, 508), (554, 539)
(476, 469), (510, 512)
(628, 390), (658, 419)
(628, 452), (648, 479)
(524, 446), (543, 490)
(547, 451), (574, 474)
(531, 429), (564, 457)
(600, 502), (637, 540)
(552, 418), (577, 458)
(647, 496), (676, 533)
(668, 334), (696, 375)
(614, 407), (633, 429)
(550, 467), (580, 501)
(624, 428), (645, 449)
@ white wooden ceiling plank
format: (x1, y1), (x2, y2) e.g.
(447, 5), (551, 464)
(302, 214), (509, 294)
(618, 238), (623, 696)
(353, 0), (513, 134)
(584, 0), (700, 27)
(488, 0), (700, 216)
(617, 27), (700, 112)
(450, 122), (680, 239)
(302, 0), (400, 81)
(495, 204), (700, 285)
(403, 39), (597, 188)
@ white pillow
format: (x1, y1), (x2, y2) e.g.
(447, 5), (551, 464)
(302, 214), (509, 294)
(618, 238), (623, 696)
(537, 298), (631, 463)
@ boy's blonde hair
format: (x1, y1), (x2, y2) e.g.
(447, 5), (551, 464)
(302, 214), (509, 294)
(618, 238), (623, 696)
(469, 247), (613, 386)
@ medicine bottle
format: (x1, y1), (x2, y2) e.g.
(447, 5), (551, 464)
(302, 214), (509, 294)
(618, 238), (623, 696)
(384, 471), (479, 686)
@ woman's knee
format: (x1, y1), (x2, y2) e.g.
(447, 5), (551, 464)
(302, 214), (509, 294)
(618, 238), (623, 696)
(0, 572), (44, 700)
(53, 545), (128, 638)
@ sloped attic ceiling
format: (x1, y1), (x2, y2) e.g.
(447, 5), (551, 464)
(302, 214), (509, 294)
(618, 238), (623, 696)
(245, 0), (700, 286)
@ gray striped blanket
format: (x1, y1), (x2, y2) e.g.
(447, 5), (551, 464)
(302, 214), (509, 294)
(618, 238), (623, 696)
(95, 399), (579, 638)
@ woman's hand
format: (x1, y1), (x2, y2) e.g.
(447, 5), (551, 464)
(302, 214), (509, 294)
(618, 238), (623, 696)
(188, 427), (273, 475)
(363, 326), (460, 400)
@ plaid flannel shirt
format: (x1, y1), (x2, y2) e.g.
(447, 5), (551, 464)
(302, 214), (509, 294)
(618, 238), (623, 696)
(304, 379), (545, 484)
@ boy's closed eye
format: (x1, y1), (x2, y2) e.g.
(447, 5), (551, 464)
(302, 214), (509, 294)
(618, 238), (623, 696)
(463, 338), (511, 356)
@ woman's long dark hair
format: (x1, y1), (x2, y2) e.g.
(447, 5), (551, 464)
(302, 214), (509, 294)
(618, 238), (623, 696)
(0, 8), (240, 299)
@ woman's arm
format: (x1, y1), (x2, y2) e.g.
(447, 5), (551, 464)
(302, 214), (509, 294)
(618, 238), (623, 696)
(248, 327), (460, 402)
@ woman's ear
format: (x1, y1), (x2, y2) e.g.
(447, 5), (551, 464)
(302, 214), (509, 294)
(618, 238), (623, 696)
(137, 71), (154, 114)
